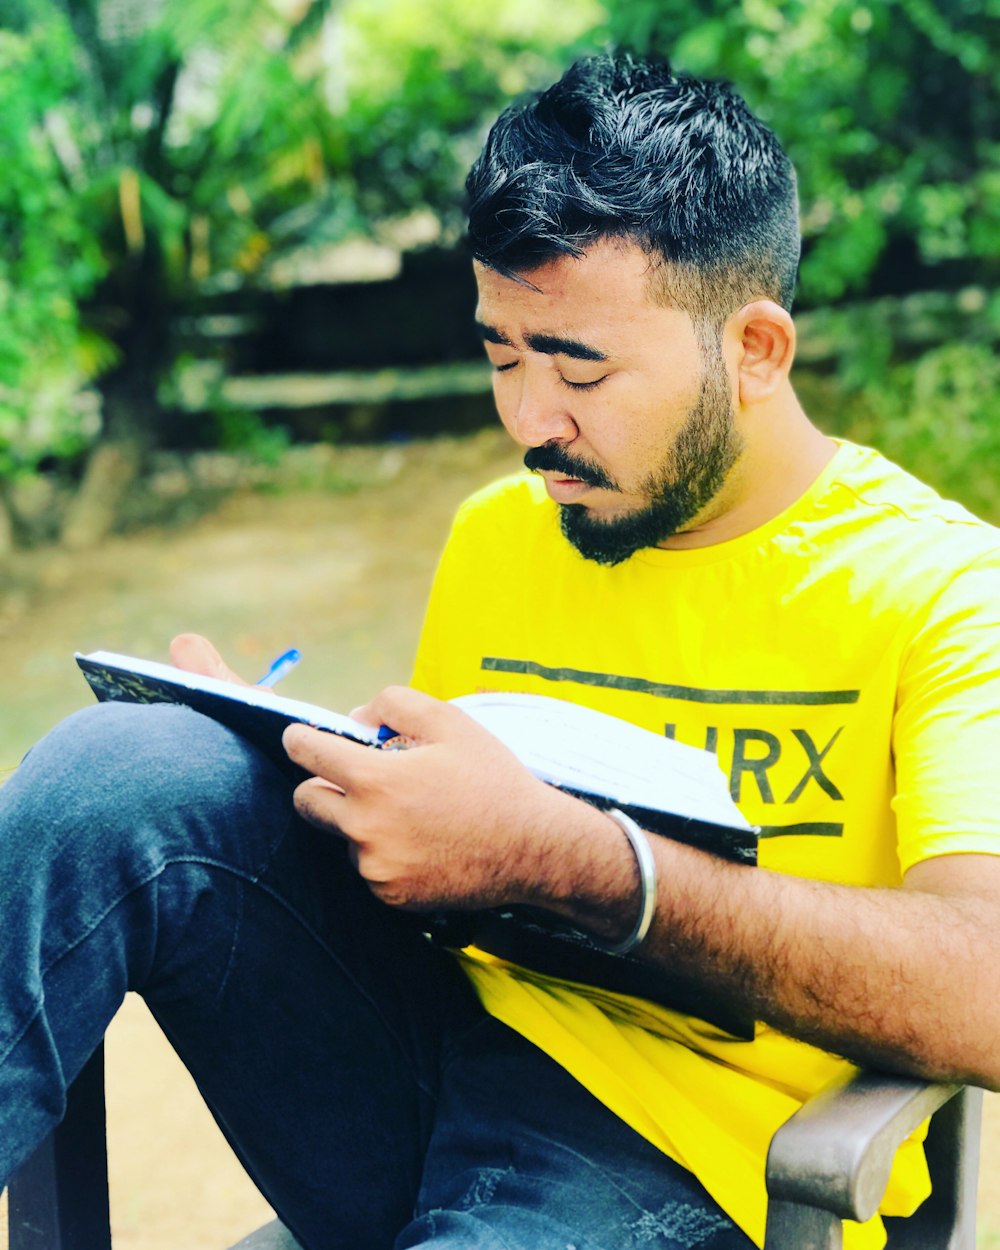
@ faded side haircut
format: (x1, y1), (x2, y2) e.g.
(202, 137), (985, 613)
(466, 52), (800, 326)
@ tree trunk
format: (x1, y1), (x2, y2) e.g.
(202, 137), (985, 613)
(0, 490), (15, 562)
(60, 438), (143, 550)
(59, 358), (155, 550)
(61, 233), (171, 549)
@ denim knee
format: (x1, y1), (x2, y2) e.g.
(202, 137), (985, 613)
(6, 700), (293, 873)
(0, 702), (298, 972)
(0, 702), (298, 1180)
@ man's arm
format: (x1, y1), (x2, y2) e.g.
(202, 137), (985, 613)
(602, 835), (1000, 1087)
(282, 685), (1000, 1092)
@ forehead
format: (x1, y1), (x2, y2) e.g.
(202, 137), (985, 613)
(472, 239), (694, 353)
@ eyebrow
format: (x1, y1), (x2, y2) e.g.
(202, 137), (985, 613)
(475, 321), (608, 362)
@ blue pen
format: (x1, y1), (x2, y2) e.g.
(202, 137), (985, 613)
(256, 647), (302, 688)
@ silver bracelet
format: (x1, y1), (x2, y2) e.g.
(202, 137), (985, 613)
(592, 807), (658, 956)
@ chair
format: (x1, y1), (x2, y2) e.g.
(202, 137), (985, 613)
(5, 1043), (982, 1250)
(765, 1071), (981, 1248)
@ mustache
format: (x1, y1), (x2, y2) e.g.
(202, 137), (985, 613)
(523, 444), (615, 490)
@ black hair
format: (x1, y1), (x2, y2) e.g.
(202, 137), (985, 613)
(466, 52), (800, 322)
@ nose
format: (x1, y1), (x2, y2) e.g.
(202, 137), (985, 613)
(504, 367), (578, 448)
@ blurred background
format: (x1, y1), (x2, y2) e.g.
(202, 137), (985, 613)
(1, 0), (997, 563)
(1, 0), (998, 1245)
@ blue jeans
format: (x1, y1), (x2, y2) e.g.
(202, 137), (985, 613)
(0, 702), (754, 1250)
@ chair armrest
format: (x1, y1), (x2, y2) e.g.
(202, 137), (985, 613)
(764, 1071), (981, 1250)
(767, 1070), (960, 1222)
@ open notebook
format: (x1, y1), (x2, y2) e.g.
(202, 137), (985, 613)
(77, 650), (758, 1035)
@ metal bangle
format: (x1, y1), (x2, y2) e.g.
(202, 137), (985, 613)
(591, 807), (658, 956)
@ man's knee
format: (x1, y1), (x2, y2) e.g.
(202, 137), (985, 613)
(2, 701), (295, 875)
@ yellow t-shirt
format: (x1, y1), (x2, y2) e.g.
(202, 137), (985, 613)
(411, 439), (1000, 1250)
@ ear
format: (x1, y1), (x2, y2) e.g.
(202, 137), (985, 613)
(727, 300), (795, 406)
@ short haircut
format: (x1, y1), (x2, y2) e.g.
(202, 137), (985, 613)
(466, 52), (801, 324)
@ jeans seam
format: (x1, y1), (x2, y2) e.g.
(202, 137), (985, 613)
(3, 857), (441, 1102)
(215, 877), (244, 1002)
(0, 856), (275, 1069)
(248, 875), (442, 1099)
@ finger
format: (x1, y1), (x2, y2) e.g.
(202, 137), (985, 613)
(169, 633), (249, 686)
(283, 722), (376, 787)
(293, 775), (349, 834)
(347, 699), (381, 729)
(351, 685), (467, 743)
(293, 781), (383, 896)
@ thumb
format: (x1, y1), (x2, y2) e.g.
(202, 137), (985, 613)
(169, 633), (249, 687)
(351, 685), (461, 743)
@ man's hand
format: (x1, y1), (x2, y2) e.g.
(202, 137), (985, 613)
(169, 633), (249, 686)
(277, 680), (1000, 1087)
(282, 685), (635, 916)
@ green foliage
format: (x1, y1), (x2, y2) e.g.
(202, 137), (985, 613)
(596, 0), (999, 306)
(2, 0), (996, 513)
(0, 15), (108, 475)
(308, 0), (602, 237)
(0, 0), (603, 486)
(213, 408), (292, 467)
(814, 341), (1000, 521)
(598, 0), (1000, 510)
(1, 0), (340, 476)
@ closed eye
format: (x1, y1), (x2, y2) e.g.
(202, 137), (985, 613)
(560, 375), (608, 392)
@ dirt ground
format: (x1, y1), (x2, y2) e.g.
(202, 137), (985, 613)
(1, 427), (997, 1246)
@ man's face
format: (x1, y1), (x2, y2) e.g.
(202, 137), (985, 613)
(473, 239), (744, 565)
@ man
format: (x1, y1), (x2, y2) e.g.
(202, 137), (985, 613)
(2, 52), (998, 1250)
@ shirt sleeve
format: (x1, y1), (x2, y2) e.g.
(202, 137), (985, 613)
(892, 547), (1000, 873)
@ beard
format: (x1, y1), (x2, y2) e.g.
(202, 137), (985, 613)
(523, 353), (742, 566)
